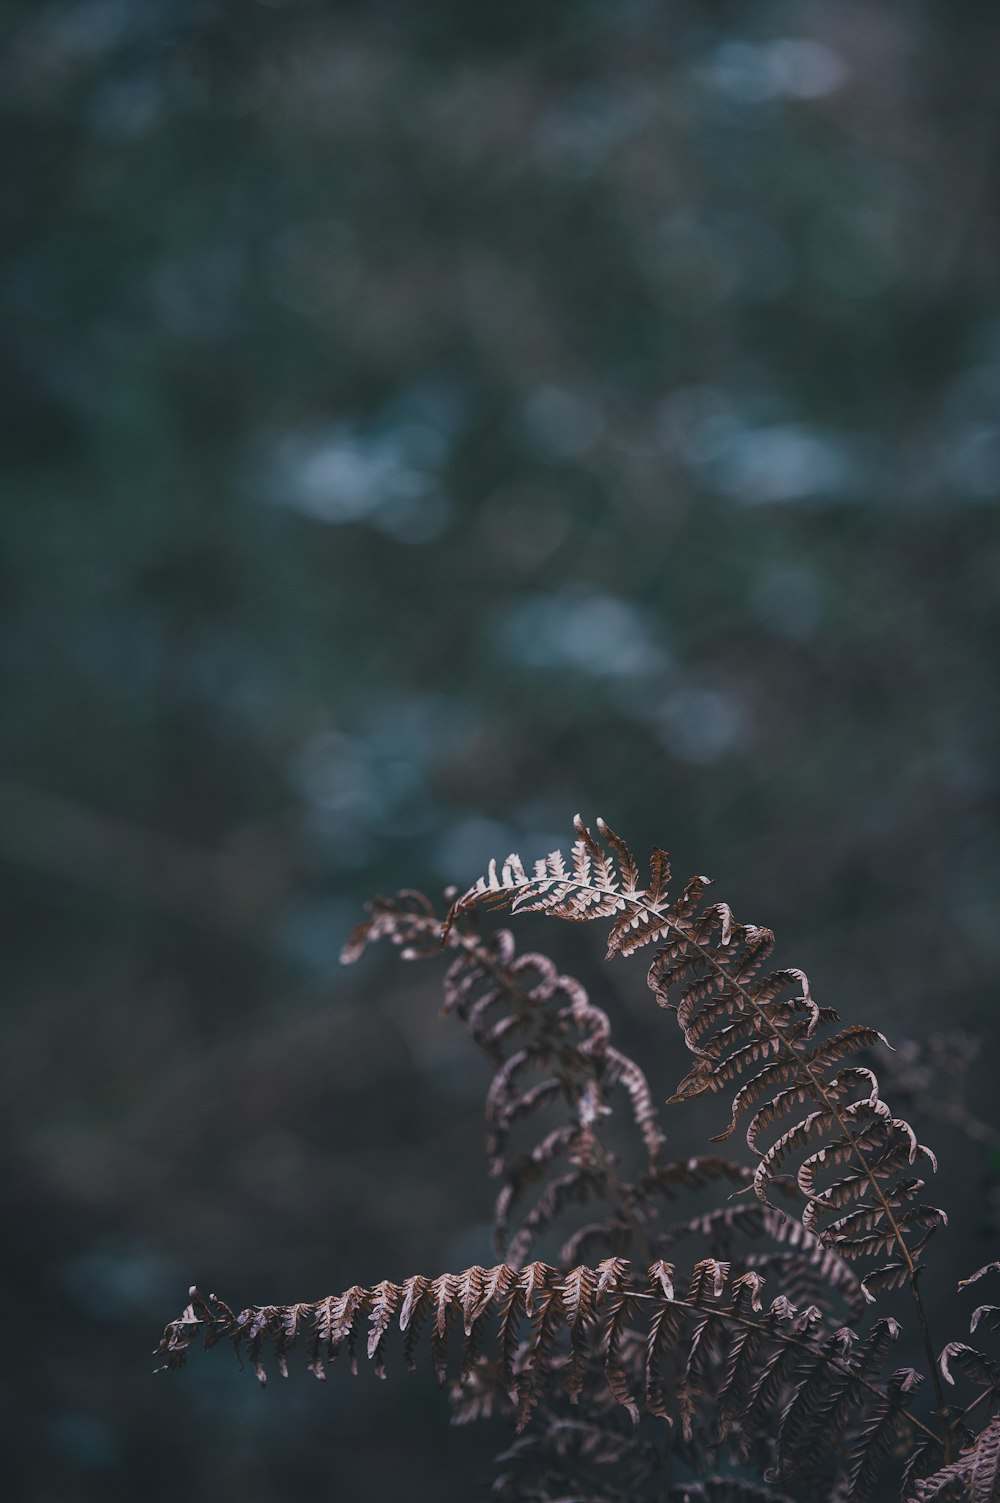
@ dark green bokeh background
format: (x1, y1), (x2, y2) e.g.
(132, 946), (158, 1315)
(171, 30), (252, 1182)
(3, 2), (1000, 1499)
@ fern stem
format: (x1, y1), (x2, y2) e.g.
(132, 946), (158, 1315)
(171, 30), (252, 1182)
(907, 1272), (952, 1460)
(958, 1386), (993, 1429)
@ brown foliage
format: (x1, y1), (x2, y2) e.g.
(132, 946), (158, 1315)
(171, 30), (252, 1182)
(158, 817), (1000, 1501)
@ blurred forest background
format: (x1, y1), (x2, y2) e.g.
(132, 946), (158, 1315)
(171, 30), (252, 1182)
(3, 1), (1000, 1499)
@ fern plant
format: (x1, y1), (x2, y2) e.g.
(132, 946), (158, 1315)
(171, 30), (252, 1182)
(158, 817), (1000, 1502)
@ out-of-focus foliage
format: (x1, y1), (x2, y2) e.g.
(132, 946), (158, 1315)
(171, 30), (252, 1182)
(2, 1), (999, 1499)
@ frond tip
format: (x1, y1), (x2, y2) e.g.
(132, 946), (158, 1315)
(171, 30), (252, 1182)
(447, 815), (689, 958)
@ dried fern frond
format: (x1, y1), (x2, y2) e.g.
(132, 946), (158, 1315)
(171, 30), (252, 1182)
(452, 819), (946, 1311)
(158, 1257), (933, 1499)
(344, 898), (665, 1266)
(158, 818), (989, 1502)
(909, 1416), (1000, 1501)
(847, 1366), (925, 1503)
(931, 1262), (1000, 1436)
(961, 1263), (1000, 1292)
(341, 880), (876, 1317)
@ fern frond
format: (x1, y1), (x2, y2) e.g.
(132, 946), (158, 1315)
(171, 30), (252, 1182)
(345, 895), (667, 1268)
(939, 1342), (1000, 1393)
(517, 1264), (565, 1427)
(452, 819), (946, 1314)
(972, 1306), (1000, 1339)
(737, 1299), (823, 1461)
(962, 1264), (1000, 1291)
(603, 1272), (641, 1425)
(341, 887), (442, 963)
(777, 1316), (902, 1482)
(767, 1322), (857, 1474)
(901, 1437), (948, 1503)
(859, 1261), (913, 1303)
(645, 1258), (682, 1420)
(159, 1255), (931, 1502)
(910, 1417), (1000, 1501)
(846, 1366), (923, 1502)
(713, 1283), (772, 1436)
(164, 821), (980, 1501)
(965, 1420), (1000, 1503)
